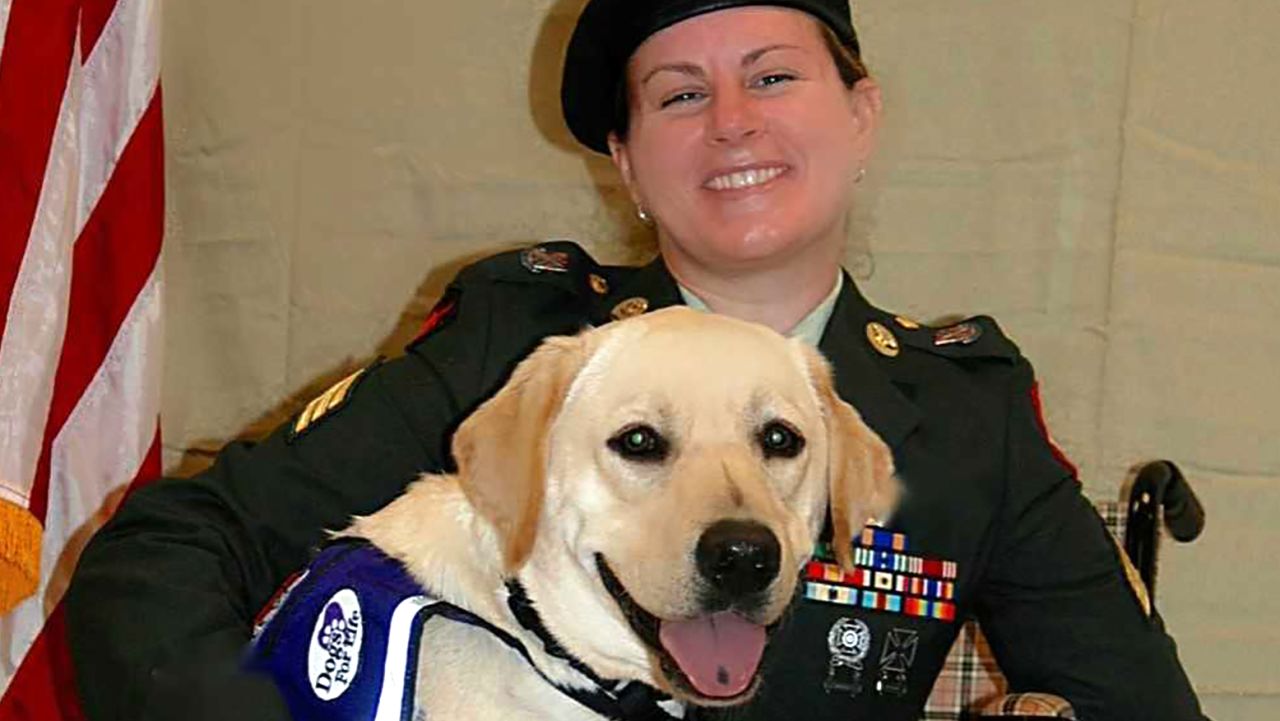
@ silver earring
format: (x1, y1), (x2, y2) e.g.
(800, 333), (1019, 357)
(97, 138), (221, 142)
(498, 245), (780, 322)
(854, 167), (866, 185)
(636, 206), (652, 224)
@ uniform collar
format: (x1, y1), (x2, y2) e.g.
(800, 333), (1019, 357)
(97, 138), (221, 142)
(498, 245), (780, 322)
(591, 254), (684, 326)
(593, 258), (920, 449)
(818, 274), (921, 450)
(677, 272), (843, 348)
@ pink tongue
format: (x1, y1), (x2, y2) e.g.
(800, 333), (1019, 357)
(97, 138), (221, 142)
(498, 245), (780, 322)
(657, 611), (767, 698)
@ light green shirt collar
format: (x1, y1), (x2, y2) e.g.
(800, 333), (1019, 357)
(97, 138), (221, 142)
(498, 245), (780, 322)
(677, 271), (844, 347)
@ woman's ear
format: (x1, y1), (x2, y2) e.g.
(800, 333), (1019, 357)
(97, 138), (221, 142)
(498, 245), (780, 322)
(451, 335), (586, 573)
(607, 132), (643, 207)
(847, 76), (883, 161)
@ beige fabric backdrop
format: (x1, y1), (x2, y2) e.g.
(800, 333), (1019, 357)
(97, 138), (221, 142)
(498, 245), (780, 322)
(161, 1), (1279, 715)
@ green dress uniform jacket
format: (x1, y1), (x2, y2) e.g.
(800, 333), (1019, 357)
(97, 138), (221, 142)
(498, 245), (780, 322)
(64, 242), (1206, 721)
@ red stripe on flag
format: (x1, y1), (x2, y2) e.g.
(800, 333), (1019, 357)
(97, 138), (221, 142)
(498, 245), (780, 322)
(0, 429), (161, 721)
(80, 0), (120, 59)
(0, 0), (80, 338)
(28, 90), (163, 525)
(0, 604), (84, 721)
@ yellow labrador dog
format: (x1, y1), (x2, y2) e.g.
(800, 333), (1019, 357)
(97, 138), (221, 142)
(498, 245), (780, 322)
(253, 307), (896, 720)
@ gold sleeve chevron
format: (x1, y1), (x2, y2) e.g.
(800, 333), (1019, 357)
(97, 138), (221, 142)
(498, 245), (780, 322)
(1112, 535), (1152, 618)
(293, 369), (366, 437)
(0, 497), (42, 615)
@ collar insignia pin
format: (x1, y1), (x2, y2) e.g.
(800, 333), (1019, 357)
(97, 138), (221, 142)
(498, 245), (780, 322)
(866, 322), (900, 357)
(611, 297), (649, 321)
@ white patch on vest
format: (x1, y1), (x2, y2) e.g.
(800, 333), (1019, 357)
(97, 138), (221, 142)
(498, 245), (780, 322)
(309, 587), (364, 700)
(373, 595), (433, 721)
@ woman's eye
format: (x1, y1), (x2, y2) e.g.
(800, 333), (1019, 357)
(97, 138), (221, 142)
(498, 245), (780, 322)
(608, 425), (670, 462)
(759, 420), (804, 459)
(660, 91), (705, 108)
(753, 72), (796, 88)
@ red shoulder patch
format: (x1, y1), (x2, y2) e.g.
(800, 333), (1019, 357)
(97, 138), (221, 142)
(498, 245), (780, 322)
(412, 290), (459, 345)
(1028, 382), (1079, 479)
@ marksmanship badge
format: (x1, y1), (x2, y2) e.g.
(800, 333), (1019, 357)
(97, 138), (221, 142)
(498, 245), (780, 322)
(875, 627), (919, 697)
(823, 617), (872, 697)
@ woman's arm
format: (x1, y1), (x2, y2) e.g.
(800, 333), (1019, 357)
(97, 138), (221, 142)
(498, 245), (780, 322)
(63, 271), (503, 720)
(976, 359), (1206, 721)
(63, 241), (623, 719)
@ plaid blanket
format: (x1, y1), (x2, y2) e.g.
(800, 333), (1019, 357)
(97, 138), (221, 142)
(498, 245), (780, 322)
(920, 500), (1126, 719)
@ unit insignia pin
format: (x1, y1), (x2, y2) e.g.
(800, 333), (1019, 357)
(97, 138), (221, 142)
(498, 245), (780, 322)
(519, 246), (570, 274)
(866, 322), (900, 358)
(823, 617), (872, 697)
(933, 321), (982, 347)
(611, 297), (650, 321)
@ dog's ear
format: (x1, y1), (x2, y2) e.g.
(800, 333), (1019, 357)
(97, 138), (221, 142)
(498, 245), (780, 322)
(452, 334), (586, 574)
(802, 346), (899, 570)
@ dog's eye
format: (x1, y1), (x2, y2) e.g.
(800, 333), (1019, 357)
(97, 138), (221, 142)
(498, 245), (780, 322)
(608, 425), (669, 462)
(759, 421), (804, 459)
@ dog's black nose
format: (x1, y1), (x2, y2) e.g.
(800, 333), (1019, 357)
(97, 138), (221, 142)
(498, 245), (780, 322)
(696, 520), (781, 598)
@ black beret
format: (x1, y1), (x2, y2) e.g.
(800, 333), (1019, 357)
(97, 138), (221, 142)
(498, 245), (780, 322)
(561, 0), (860, 155)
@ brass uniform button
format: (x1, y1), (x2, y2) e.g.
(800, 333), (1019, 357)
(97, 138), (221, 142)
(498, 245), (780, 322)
(865, 322), (900, 358)
(894, 315), (921, 330)
(611, 297), (650, 321)
(588, 273), (609, 295)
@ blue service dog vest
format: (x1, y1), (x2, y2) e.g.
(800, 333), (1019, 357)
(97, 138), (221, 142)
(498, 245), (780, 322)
(247, 539), (437, 721)
(248, 539), (684, 721)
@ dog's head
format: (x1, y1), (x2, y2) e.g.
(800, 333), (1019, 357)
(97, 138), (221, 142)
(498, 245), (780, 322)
(453, 307), (897, 705)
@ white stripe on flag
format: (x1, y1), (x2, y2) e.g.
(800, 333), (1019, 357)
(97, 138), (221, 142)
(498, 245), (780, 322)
(0, 269), (163, 690)
(0, 40), (81, 508)
(77, 0), (160, 235)
(0, 0), (13, 61)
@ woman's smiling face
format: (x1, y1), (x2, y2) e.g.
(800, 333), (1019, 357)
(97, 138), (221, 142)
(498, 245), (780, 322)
(610, 6), (880, 272)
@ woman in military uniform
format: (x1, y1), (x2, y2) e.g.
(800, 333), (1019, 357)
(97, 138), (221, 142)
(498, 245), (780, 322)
(64, 1), (1207, 720)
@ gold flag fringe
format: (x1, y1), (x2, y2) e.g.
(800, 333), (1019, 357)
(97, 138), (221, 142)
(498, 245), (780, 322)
(0, 498), (42, 615)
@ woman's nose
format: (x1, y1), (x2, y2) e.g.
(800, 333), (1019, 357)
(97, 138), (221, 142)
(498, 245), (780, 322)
(707, 85), (762, 145)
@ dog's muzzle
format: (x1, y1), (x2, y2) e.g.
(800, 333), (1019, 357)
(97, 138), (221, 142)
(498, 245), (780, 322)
(596, 520), (786, 704)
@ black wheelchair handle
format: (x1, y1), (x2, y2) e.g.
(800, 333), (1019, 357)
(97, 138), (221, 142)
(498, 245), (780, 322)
(1137, 460), (1205, 543)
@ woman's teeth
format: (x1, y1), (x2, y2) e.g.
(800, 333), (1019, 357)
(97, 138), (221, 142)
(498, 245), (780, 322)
(704, 166), (786, 191)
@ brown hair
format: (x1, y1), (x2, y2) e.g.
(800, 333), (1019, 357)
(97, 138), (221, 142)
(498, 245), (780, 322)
(610, 15), (870, 144)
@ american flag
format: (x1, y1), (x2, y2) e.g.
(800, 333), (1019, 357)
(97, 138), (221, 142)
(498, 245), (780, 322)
(0, 0), (164, 716)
